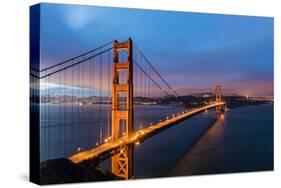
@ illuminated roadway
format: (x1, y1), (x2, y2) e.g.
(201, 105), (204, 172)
(69, 101), (225, 164)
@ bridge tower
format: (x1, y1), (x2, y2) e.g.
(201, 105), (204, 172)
(215, 85), (222, 103)
(215, 85), (223, 116)
(111, 39), (134, 179)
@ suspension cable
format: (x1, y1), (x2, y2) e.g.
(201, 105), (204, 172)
(134, 43), (180, 97)
(40, 41), (113, 72)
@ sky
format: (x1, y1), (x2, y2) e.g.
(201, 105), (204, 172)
(39, 3), (273, 96)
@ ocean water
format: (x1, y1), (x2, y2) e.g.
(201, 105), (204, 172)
(39, 103), (273, 177)
(133, 104), (273, 178)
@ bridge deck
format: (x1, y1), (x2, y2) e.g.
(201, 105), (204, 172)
(69, 102), (225, 164)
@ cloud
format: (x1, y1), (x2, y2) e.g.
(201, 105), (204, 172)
(64, 6), (93, 30)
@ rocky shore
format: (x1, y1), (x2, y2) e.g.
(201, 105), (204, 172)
(40, 158), (122, 185)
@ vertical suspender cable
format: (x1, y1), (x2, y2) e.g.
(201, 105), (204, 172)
(71, 65), (74, 154)
(89, 56), (92, 148)
(99, 51), (102, 144)
(44, 72), (47, 159)
(48, 74), (50, 159)
(107, 49), (110, 138)
(77, 63), (80, 149)
(64, 68), (66, 156)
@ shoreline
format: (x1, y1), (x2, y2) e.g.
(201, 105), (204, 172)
(40, 158), (122, 185)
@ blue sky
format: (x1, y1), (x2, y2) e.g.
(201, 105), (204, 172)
(39, 3), (273, 96)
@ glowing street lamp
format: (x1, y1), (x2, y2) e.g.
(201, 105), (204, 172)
(77, 147), (81, 153)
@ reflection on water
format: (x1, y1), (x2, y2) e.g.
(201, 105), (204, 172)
(167, 115), (225, 176)
(131, 110), (218, 178)
(167, 104), (273, 176)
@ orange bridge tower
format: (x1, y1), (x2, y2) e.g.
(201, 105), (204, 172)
(215, 85), (223, 116)
(111, 39), (134, 179)
(215, 85), (222, 103)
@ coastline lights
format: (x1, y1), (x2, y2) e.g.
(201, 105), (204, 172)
(77, 147), (81, 153)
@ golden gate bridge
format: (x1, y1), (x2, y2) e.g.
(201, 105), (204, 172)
(30, 38), (225, 179)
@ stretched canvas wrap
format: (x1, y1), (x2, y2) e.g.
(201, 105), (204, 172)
(30, 3), (274, 185)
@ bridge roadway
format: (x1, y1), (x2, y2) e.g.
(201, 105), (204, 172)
(69, 101), (225, 164)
